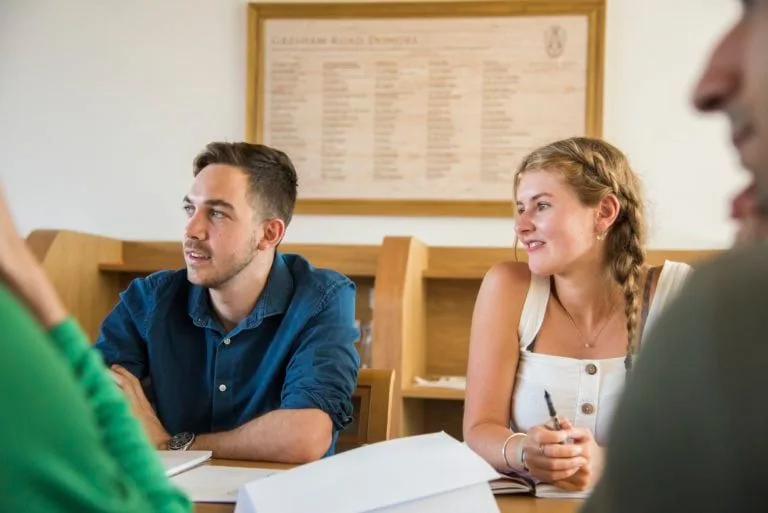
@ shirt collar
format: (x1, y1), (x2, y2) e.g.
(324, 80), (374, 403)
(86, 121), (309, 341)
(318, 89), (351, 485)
(187, 252), (294, 329)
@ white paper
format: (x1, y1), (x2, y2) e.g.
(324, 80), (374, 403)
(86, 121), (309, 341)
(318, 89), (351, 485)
(170, 465), (281, 503)
(234, 431), (500, 513)
(369, 483), (499, 513)
(158, 450), (213, 477)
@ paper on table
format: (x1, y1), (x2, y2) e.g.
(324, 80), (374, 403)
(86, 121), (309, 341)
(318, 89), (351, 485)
(234, 431), (500, 513)
(171, 465), (282, 503)
(158, 450), (213, 477)
(372, 483), (499, 513)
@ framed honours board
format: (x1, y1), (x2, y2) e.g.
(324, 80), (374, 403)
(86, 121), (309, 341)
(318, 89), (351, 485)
(247, 1), (605, 217)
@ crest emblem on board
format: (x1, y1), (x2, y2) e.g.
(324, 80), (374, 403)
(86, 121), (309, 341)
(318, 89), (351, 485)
(544, 25), (567, 58)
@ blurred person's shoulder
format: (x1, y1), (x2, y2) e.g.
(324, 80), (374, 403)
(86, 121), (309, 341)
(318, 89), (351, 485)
(686, 242), (768, 305)
(666, 242), (768, 369)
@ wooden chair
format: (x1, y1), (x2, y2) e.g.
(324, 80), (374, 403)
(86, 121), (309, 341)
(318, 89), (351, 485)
(337, 368), (395, 452)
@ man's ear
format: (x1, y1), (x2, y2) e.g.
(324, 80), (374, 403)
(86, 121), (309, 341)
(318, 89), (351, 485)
(595, 193), (621, 235)
(259, 218), (286, 250)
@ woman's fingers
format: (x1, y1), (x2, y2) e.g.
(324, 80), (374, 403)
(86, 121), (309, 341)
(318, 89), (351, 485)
(533, 466), (581, 483)
(526, 453), (587, 471)
(527, 424), (571, 445)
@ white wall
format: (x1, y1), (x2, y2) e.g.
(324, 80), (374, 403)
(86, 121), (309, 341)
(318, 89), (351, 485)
(0, 0), (744, 248)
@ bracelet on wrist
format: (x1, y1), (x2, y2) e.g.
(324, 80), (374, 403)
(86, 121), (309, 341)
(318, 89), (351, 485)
(501, 432), (527, 471)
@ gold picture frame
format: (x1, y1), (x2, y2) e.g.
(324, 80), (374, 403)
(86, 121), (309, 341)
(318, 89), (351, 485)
(247, 1), (605, 217)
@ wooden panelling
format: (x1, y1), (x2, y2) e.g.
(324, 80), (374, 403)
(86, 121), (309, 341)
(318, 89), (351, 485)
(425, 279), (480, 377)
(371, 237), (428, 438)
(27, 230), (123, 341)
(353, 277), (374, 326)
(422, 400), (464, 441)
(103, 241), (380, 278)
(426, 247), (723, 279)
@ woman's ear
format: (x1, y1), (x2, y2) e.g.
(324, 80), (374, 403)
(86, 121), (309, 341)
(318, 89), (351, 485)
(595, 193), (621, 236)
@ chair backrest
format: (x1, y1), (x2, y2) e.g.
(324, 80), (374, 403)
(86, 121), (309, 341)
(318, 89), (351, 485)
(337, 368), (395, 452)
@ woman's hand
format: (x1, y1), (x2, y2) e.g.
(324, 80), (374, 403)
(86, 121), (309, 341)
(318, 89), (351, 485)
(550, 419), (603, 492)
(0, 184), (67, 328)
(521, 420), (587, 484)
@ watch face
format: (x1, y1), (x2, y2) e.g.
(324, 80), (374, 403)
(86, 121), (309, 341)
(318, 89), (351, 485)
(168, 432), (194, 450)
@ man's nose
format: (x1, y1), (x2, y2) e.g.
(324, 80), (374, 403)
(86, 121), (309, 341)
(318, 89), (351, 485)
(692, 21), (743, 113)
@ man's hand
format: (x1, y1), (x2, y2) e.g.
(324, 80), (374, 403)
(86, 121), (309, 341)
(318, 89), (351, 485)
(110, 365), (170, 449)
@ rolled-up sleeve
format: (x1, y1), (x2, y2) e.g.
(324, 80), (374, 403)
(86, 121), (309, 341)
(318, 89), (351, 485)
(280, 280), (360, 432)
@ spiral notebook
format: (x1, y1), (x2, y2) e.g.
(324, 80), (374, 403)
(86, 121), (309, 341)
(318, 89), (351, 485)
(490, 471), (591, 499)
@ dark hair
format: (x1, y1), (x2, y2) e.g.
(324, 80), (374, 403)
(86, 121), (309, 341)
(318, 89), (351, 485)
(192, 142), (298, 226)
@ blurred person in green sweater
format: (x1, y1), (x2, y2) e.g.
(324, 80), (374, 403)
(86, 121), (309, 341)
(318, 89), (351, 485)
(0, 184), (191, 513)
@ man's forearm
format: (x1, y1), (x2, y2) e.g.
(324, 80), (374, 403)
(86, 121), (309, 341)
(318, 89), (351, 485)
(192, 408), (333, 463)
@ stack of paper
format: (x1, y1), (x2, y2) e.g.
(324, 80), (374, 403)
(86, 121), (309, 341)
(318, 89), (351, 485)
(235, 431), (501, 513)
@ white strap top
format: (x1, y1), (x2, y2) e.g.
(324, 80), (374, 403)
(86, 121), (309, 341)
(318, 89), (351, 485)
(510, 261), (692, 445)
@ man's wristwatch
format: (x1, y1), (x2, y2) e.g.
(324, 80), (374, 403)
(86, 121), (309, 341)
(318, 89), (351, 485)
(167, 431), (195, 451)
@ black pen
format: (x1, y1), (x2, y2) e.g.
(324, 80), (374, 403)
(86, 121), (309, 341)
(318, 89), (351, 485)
(544, 390), (562, 431)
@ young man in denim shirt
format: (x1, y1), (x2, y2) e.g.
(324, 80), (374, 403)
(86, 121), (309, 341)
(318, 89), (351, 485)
(95, 142), (360, 463)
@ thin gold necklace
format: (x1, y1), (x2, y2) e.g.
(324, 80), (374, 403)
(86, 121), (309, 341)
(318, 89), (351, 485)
(554, 294), (619, 349)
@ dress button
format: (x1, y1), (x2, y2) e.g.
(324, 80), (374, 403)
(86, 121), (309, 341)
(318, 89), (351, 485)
(219, 384), (227, 392)
(585, 363), (597, 375)
(223, 338), (231, 345)
(581, 403), (595, 415)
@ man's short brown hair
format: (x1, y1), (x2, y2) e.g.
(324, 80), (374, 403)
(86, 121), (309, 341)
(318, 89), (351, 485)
(193, 142), (298, 225)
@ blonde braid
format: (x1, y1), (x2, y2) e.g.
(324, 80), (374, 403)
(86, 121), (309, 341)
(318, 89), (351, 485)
(610, 211), (645, 371)
(574, 140), (646, 371)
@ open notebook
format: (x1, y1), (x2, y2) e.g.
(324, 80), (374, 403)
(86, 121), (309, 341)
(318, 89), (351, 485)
(490, 471), (591, 499)
(158, 450), (213, 477)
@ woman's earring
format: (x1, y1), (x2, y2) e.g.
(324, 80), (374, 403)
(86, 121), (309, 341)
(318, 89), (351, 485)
(596, 231), (606, 241)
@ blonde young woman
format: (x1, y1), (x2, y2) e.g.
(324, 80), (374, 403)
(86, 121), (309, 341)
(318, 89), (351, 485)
(463, 137), (692, 492)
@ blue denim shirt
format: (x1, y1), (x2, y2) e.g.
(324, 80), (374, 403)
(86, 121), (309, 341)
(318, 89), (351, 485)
(93, 252), (360, 456)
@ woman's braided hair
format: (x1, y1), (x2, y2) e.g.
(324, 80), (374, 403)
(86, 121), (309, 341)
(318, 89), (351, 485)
(513, 137), (647, 371)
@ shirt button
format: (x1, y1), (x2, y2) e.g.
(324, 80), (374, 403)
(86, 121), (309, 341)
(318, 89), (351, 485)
(219, 384), (227, 392)
(585, 363), (597, 375)
(223, 338), (231, 345)
(581, 403), (595, 415)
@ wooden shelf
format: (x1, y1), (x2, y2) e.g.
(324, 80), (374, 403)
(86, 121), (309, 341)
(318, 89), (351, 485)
(401, 386), (465, 401)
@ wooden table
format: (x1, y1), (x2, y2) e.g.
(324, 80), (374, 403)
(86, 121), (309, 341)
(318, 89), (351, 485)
(193, 459), (582, 513)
